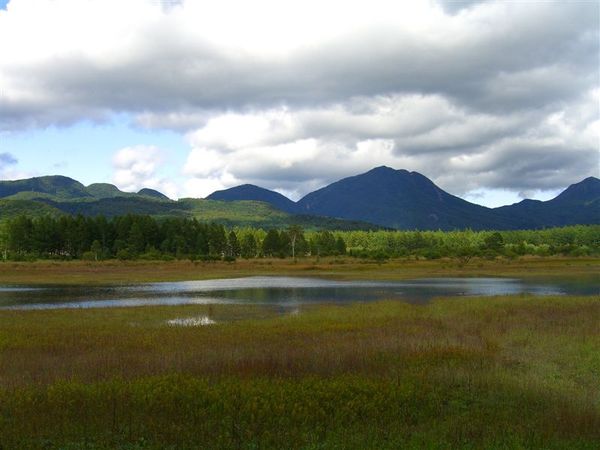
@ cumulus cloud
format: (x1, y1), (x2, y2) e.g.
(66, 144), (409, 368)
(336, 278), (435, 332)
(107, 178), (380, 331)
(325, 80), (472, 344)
(181, 91), (598, 198)
(0, 0), (598, 201)
(112, 146), (177, 198)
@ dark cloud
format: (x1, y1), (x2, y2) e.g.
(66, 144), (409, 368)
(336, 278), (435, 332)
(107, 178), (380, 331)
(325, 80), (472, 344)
(2, 2), (597, 124)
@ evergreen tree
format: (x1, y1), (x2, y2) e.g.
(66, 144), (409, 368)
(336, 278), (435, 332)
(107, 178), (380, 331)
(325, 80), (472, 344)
(335, 236), (347, 255)
(262, 229), (280, 257)
(208, 223), (227, 256)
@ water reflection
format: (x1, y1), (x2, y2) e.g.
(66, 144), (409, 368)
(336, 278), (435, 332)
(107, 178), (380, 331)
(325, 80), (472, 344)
(0, 276), (597, 311)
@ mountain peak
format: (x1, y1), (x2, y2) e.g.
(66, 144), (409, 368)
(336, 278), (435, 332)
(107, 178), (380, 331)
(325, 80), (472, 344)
(367, 166), (413, 176)
(369, 165), (395, 173)
(553, 176), (600, 203)
(86, 183), (124, 199)
(297, 166), (490, 230)
(206, 184), (298, 213)
(0, 175), (90, 200)
(138, 188), (170, 200)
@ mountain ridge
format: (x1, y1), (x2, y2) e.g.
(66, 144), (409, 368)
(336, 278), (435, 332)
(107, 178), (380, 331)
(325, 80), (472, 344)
(204, 166), (600, 230)
(1, 169), (598, 230)
(0, 176), (380, 230)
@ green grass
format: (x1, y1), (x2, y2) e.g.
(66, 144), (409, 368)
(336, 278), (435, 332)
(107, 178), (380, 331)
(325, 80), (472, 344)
(0, 295), (598, 449)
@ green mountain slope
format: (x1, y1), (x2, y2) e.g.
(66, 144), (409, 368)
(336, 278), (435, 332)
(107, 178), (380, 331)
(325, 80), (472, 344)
(86, 183), (131, 199)
(0, 199), (64, 223)
(137, 188), (170, 200)
(0, 182), (378, 230)
(0, 175), (92, 200)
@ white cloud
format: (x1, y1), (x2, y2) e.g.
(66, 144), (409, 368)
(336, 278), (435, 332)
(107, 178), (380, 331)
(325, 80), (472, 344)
(181, 91), (598, 198)
(112, 145), (178, 198)
(0, 0), (598, 203)
(183, 171), (239, 199)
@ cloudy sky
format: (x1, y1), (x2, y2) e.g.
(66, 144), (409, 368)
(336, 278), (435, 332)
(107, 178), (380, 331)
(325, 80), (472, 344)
(0, 0), (598, 206)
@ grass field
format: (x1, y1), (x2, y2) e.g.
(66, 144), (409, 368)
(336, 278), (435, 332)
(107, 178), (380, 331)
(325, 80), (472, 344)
(0, 294), (599, 449)
(0, 256), (598, 285)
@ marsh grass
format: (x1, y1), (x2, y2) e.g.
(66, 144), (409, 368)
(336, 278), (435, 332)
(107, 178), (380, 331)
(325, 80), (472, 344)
(0, 256), (597, 285)
(0, 295), (599, 448)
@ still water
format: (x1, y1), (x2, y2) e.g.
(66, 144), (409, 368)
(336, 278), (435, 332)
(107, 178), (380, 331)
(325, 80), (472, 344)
(0, 276), (597, 311)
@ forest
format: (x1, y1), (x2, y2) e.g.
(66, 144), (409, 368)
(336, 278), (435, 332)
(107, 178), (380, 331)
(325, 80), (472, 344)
(1, 214), (598, 262)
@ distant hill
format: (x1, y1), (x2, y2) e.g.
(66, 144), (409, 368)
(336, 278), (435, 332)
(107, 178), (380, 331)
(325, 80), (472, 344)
(86, 183), (130, 199)
(0, 175), (92, 200)
(138, 188), (170, 200)
(0, 176), (378, 230)
(294, 167), (599, 230)
(296, 167), (513, 230)
(1, 170), (598, 230)
(205, 167), (598, 230)
(207, 184), (298, 213)
(494, 177), (600, 228)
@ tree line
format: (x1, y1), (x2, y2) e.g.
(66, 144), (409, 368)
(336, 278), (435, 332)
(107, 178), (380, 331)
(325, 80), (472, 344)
(0, 215), (346, 261)
(0, 215), (598, 262)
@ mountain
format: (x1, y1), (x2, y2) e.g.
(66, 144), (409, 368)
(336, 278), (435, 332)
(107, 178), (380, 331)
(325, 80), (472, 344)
(295, 167), (599, 230)
(552, 176), (599, 203)
(206, 184), (298, 213)
(1, 170), (597, 230)
(0, 175), (92, 200)
(138, 188), (170, 200)
(295, 167), (513, 230)
(86, 183), (130, 199)
(494, 177), (600, 228)
(0, 176), (377, 230)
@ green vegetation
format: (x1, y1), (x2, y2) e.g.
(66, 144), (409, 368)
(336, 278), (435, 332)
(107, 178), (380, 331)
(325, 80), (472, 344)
(341, 225), (600, 260)
(0, 199), (64, 221)
(1, 214), (598, 262)
(0, 196), (378, 230)
(0, 175), (381, 230)
(0, 295), (598, 448)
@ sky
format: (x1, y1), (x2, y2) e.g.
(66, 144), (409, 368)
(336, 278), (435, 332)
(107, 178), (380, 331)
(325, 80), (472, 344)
(0, 0), (598, 206)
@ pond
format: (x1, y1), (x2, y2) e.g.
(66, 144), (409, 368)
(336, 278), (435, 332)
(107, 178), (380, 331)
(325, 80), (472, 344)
(0, 276), (597, 311)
